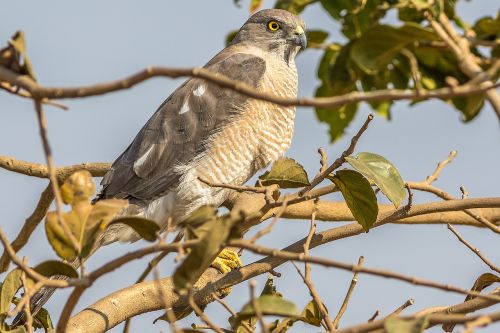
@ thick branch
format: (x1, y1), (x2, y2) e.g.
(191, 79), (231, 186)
(67, 197), (500, 333)
(0, 155), (110, 180)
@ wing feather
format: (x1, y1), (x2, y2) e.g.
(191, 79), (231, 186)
(97, 49), (266, 203)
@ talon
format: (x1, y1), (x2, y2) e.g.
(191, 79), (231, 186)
(210, 249), (243, 274)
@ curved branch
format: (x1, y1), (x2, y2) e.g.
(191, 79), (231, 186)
(67, 197), (500, 333)
(0, 157), (110, 273)
(0, 66), (498, 110)
(0, 184), (53, 273)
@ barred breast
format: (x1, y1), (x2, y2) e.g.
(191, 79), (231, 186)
(173, 51), (298, 220)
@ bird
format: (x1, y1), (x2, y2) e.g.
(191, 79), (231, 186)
(96, 8), (306, 246)
(15, 8), (306, 324)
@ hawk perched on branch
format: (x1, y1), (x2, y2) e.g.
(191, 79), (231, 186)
(14, 9), (307, 324)
(98, 9), (306, 244)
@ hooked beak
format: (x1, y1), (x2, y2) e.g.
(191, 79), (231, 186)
(289, 25), (307, 51)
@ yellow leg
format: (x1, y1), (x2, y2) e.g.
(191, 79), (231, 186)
(210, 248), (243, 274)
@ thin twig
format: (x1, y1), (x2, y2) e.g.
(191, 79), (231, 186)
(368, 310), (380, 322)
(0, 82), (68, 110)
(231, 239), (500, 302)
(388, 298), (414, 316)
(153, 267), (182, 333)
(318, 147), (328, 173)
(7, 281), (43, 318)
(33, 100), (81, 252)
(409, 182), (500, 233)
(0, 228), (69, 288)
(198, 176), (267, 194)
(249, 280), (268, 333)
(425, 150), (457, 185)
(188, 294), (225, 333)
(211, 293), (254, 333)
(408, 150), (499, 233)
(333, 256), (365, 329)
(299, 114), (374, 196)
(249, 199), (288, 243)
(20, 257), (33, 333)
(400, 49), (423, 95)
(427, 13), (500, 119)
(300, 200), (335, 331)
(0, 184), (53, 273)
(447, 224), (499, 273)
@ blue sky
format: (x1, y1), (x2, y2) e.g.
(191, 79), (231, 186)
(1, 1), (499, 332)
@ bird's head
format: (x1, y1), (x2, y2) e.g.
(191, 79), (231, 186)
(231, 9), (307, 63)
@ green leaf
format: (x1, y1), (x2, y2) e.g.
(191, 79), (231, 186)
(60, 170), (96, 206)
(466, 273), (500, 302)
(0, 325), (27, 333)
(249, 0), (263, 13)
(408, 0), (433, 11)
(230, 295), (301, 329)
(315, 44), (359, 142)
(306, 30), (329, 47)
(33, 260), (79, 279)
(473, 14), (500, 39)
(259, 158), (310, 188)
(32, 307), (54, 333)
(225, 30), (238, 46)
(44, 212), (79, 261)
(345, 152), (406, 208)
(443, 273), (500, 332)
(0, 269), (22, 314)
(316, 101), (358, 143)
(274, 0), (317, 14)
(330, 170), (378, 231)
(452, 94), (486, 122)
(108, 216), (160, 242)
(5, 31), (36, 80)
(385, 316), (429, 333)
(173, 211), (244, 294)
(79, 198), (128, 258)
(299, 300), (325, 327)
(351, 23), (438, 74)
(260, 275), (282, 297)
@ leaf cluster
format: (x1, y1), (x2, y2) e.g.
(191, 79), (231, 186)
(273, 0), (499, 141)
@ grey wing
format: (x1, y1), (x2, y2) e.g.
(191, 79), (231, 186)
(97, 50), (266, 203)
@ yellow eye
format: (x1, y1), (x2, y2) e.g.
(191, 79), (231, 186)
(267, 20), (281, 31)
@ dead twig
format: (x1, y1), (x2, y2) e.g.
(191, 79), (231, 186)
(299, 114), (374, 196)
(333, 256), (365, 329)
(447, 224), (499, 273)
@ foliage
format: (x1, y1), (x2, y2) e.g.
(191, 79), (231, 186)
(44, 171), (159, 261)
(258, 157), (310, 188)
(272, 0), (499, 141)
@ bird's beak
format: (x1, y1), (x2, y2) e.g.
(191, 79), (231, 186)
(290, 26), (307, 51)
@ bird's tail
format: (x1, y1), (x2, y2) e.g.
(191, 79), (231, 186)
(11, 259), (79, 327)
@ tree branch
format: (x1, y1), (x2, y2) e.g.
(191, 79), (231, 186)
(334, 288), (500, 333)
(427, 13), (500, 119)
(447, 224), (499, 274)
(0, 184), (53, 273)
(0, 66), (498, 110)
(67, 197), (500, 333)
(0, 155), (110, 180)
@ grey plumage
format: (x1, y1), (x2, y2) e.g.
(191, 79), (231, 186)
(97, 53), (266, 203)
(14, 8), (306, 326)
